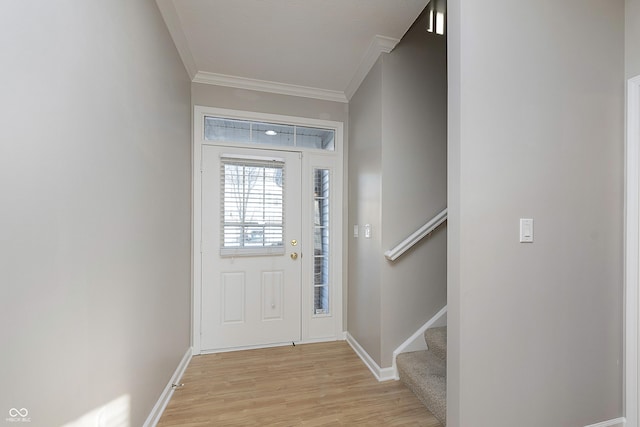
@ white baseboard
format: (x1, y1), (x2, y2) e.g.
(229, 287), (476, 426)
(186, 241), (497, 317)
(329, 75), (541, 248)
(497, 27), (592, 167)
(584, 417), (626, 427)
(143, 347), (193, 427)
(345, 332), (395, 382)
(391, 305), (447, 380)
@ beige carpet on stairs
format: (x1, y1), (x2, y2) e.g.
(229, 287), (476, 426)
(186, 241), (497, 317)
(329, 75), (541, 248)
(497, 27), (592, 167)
(397, 326), (447, 426)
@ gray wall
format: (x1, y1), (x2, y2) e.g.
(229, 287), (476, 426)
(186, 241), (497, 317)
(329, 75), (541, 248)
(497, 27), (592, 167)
(348, 58), (384, 364)
(0, 1), (191, 426)
(447, 0), (462, 425)
(192, 83), (349, 123)
(628, 0), (640, 78)
(380, 12), (448, 367)
(348, 12), (448, 368)
(448, 1), (624, 426)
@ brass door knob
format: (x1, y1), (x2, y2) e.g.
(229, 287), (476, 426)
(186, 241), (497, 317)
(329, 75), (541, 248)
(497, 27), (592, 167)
(290, 252), (298, 260)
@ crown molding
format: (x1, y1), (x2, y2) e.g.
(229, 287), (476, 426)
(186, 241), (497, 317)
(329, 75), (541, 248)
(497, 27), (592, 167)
(156, 0), (197, 79)
(157, 0), (396, 105)
(191, 33), (400, 103)
(345, 35), (400, 101)
(192, 71), (348, 103)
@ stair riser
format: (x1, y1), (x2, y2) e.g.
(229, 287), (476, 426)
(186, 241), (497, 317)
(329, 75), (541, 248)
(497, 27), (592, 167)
(424, 327), (447, 362)
(396, 350), (447, 426)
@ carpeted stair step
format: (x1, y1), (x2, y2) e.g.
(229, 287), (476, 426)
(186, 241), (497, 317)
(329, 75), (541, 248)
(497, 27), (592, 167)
(424, 326), (447, 362)
(397, 349), (447, 426)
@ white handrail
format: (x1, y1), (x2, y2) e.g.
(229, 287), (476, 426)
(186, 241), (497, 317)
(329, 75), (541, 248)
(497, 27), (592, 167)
(384, 208), (447, 261)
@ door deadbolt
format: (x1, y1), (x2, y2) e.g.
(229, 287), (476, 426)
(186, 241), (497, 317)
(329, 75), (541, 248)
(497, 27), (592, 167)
(291, 239), (298, 246)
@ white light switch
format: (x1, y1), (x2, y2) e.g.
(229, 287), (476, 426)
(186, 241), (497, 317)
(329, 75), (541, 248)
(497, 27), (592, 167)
(354, 225), (359, 238)
(364, 224), (372, 239)
(520, 218), (534, 243)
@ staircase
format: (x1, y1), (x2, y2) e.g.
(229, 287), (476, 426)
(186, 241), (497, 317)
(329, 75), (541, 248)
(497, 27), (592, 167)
(397, 326), (447, 426)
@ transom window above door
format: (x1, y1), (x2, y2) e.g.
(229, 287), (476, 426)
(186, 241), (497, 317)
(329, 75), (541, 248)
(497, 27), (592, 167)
(204, 116), (335, 151)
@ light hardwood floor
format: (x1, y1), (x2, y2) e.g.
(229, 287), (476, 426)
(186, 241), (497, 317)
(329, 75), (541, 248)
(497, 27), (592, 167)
(158, 341), (442, 426)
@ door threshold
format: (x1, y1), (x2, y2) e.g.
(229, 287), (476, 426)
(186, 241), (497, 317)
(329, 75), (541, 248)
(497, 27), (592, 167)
(198, 336), (343, 355)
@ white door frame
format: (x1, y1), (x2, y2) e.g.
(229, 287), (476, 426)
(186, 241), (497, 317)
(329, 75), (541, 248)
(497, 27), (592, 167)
(191, 106), (344, 354)
(626, 75), (640, 427)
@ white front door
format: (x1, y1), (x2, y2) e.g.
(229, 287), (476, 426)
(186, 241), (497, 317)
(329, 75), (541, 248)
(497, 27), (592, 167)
(201, 145), (302, 350)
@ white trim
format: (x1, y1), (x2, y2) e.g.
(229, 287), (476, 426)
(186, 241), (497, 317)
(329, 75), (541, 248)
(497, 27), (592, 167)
(391, 306), (447, 380)
(155, 0), (197, 79)
(345, 35), (400, 100)
(193, 71), (348, 103)
(345, 332), (395, 382)
(143, 347), (193, 427)
(626, 75), (640, 427)
(584, 417), (626, 427)
(192, 112), (203, 354)
(394, 306), (447, 355)
(192, 105), (345, 355)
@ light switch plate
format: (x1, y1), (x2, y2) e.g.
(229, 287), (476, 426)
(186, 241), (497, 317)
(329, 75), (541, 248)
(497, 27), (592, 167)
(364, 224), (372, 239)
(520, 218), (534, 243)
(353, 225), (359, 238)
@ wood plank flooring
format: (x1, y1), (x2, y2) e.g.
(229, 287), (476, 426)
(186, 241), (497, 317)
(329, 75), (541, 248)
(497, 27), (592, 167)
(158, 341), (442, 426)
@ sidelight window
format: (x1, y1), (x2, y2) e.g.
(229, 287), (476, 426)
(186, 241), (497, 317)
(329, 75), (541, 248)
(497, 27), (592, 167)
(313, 168), (330, 315)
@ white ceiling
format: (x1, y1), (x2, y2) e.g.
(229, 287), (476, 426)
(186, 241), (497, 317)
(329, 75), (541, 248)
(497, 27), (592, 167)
(157, 0), (428, 102)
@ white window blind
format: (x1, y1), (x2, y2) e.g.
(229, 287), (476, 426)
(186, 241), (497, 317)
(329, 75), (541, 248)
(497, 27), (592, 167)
(220, 157), (285, 256)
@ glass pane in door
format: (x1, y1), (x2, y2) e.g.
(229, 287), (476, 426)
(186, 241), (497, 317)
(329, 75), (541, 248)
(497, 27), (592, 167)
(313, 168), (330, 315)
(220, 159), (285, 256)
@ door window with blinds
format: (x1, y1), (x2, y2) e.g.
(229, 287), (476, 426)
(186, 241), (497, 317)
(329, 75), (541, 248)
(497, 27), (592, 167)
(221, 157), (286, 256)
